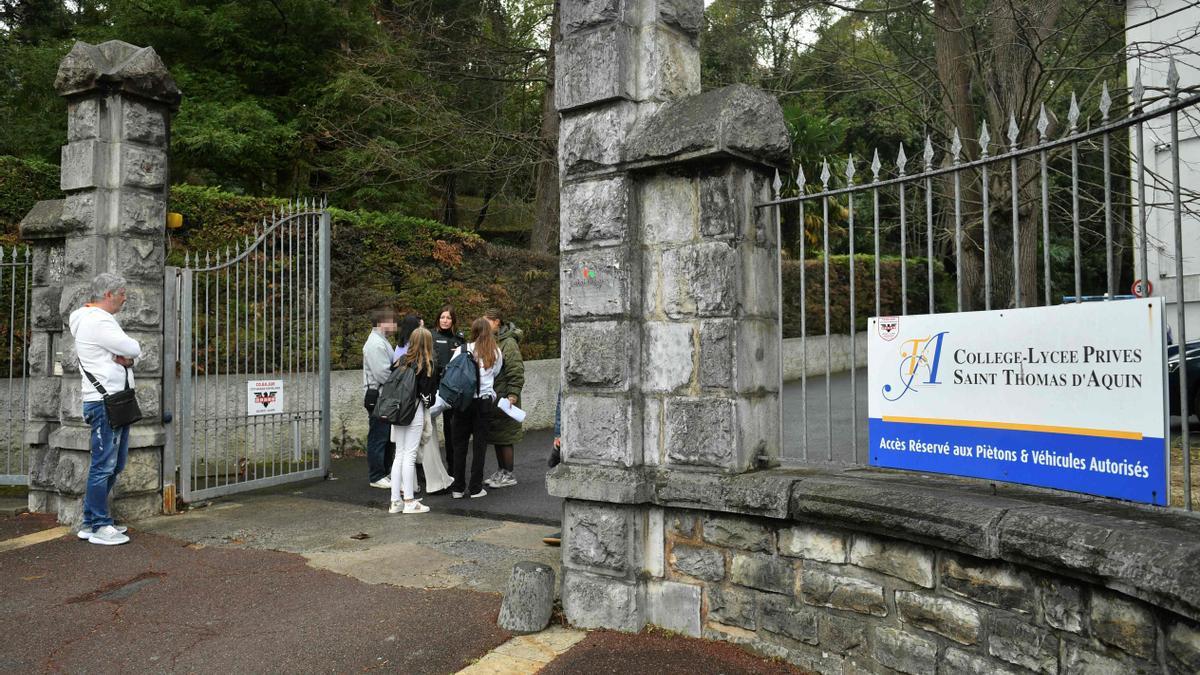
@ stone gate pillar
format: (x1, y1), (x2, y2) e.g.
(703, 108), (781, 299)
(20, 41), (180, 524)
(551, 0), (789, 632)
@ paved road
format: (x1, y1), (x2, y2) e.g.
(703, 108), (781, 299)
(259, 427), (564, 525)
(0, 501), (801, 674)
(253, 378), (868, 526)
(783, 368), (869, 466)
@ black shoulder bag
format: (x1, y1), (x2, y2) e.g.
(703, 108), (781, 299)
(83, 366), (143, 428)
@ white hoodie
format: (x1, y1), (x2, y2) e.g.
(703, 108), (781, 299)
(68, 305), (142, 403)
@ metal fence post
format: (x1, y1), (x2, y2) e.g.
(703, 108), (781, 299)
(178, 268), (194, 502)
(319, 209), (332, 475)
(161, 267), (179, 511)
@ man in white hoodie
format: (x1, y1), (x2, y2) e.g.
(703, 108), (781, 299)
(69, 273), (142, 545)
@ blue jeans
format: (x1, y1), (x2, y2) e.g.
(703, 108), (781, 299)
(82, 401), (130, 531)
(365, 408), (394, 482)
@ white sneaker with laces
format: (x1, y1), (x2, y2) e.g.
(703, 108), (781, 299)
(451, 491), (465, 499)
(88, 525), (130, 546)
(484, 470), (503, 488)
(402, 501), (430, 514)
(77, 524), (127, 540)
(370, 477), (392, 489)
(389, 501), (404, 514)
(494, 471), (517, 488)
(470, 489), (488, 499)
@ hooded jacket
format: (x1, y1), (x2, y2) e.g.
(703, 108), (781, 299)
(489, 322), (525, 445)
(69, 305), (142, 403)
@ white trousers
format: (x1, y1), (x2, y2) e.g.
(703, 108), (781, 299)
(389, 402), (424, 501)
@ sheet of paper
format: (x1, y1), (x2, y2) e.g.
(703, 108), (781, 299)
(497, 398), (527, 423)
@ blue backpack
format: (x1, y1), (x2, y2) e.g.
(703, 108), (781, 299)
(439, 350), (479, 412)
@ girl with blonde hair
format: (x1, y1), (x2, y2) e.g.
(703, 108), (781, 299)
(388, 327), (450, 514)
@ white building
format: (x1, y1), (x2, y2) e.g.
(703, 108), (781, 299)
(1127, 0), (1200, 341)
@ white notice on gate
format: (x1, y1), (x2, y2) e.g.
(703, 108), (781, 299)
(247, 379), (284, 416)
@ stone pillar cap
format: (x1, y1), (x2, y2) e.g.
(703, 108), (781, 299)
(55, 40), (182, 109)
(625, 84), (790, 169)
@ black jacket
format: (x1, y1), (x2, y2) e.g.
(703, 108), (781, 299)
(433, 327), (465, 378)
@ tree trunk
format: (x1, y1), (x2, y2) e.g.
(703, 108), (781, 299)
(441, 173), (459, 228)
(529, 0), (560, 254)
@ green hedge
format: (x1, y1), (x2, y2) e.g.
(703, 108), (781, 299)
(0, 155), (61, 243)
(782, 256), (952, 337)
(168, 186), (560, 369)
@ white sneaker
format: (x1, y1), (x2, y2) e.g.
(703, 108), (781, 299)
(370, 477), (392, 489)
(484, 470), (503, 488)
(451, 491), (465, 499)
(389, 501), (404, 514)
(469, 489), (488, 499)
(494, 471), (517, 488)
(88, 525), (130, 546)
(77, 524), (127, 540)
(402, 501), (430, 514)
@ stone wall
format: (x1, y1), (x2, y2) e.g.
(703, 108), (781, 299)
(551, 465), (1200, 674)
(19, 40), (180, 524)
(665, 512), (1193, 674)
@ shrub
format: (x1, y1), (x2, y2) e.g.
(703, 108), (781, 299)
(167, 186), (560, 369)
(782, 256), (953, 337)
(0, 155), (61, 243)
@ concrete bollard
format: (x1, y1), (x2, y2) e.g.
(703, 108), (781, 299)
(498, 561), (556, 633)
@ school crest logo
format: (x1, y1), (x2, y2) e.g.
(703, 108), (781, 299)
(878, 316), (899, 341)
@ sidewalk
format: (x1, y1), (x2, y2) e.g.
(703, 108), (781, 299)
(0, 491), (804, 674)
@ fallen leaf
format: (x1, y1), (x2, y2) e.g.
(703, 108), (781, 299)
(22, 575), (44, 581)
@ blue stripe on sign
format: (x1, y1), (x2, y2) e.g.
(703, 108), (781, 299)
(869, 418), (1167, 505)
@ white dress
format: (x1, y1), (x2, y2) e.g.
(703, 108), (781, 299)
(416, 407), (453, 492)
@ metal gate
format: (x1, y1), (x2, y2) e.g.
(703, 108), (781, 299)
(164, 202), (331, 503)
(0, 246), (31, 486)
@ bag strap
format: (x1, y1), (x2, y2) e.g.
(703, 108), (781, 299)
(82, 365), (133, 397)
(81, 367), (108, 397)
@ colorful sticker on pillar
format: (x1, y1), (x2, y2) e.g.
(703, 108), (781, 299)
(867, 299), (1168, 505)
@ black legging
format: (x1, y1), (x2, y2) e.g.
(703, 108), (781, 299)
(442, 410), (456, 476)
(451, 397), (493, 495)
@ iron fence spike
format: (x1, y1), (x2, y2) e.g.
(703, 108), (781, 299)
(923, 135), (934, 169)
(845, 154), (855, 181)
(772, 169), (782, 195)
(896, 144), (907, 175)
(979, 120), (991, 156)
(951, 128), (962, 163)
(1168, 56), (1180, 95)
(820, 159), (830, 188)
(871, 149), (881, 180)
(1132, 68), (1145, 108)
(1007, 113), (1019, 148)
(1068, 92), (1080, 131)
(1100, 81), (1112, 119)
(796, 164), (805, 188)
(1038, 103), (1050, 139)
(185, 251), (190, 267)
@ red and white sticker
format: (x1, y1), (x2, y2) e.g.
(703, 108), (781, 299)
(878, 316), (900, 341)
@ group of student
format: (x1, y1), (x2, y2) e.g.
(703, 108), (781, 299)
(361, 305), (525, 515)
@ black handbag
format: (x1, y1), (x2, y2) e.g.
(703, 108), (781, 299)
(364, 386), (380, 411)
(82, 366), (143, 428)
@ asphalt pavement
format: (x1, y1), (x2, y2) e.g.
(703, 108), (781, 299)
(258, 427), (564, 525)
(249, 378), (865, 526)
(782, 369), (870, 466)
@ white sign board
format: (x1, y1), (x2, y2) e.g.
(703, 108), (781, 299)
(868, 298), (1168, 505)
(247, 379), (284, 416)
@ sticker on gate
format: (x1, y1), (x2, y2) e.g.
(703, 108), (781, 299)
(247, 379), (284, 415)
(878, 316), (899, 341)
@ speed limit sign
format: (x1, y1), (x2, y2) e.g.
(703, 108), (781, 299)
(1132, 279), (1153, 297)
